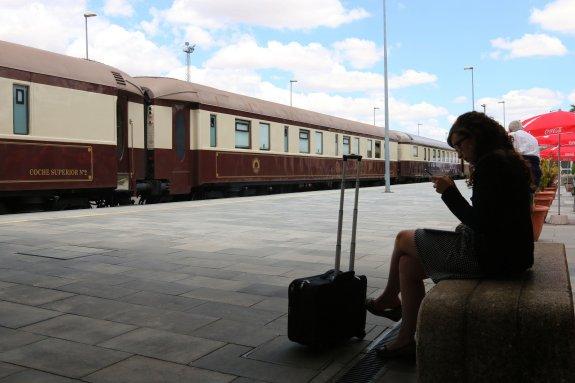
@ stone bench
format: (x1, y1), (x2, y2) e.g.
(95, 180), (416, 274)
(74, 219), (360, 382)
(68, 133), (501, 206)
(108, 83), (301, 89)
(416, 242), (575, 382)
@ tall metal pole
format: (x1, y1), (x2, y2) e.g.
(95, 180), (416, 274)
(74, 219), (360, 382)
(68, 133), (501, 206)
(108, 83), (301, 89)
(383, 0), (391, 192)
(83, 12), (96, 60)
(558, 131), (561, 215)
(183, 42), (195, 82)
(373, 107), (379, 126)
(290, 80), (297, 106)
(464, 66), (475, 111)
(498, 100), (506, 128)
(417, 123), (422, 136)
(481, 104), (486, 114)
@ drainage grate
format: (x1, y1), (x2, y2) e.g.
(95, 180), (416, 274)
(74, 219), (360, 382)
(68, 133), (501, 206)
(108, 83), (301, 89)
(335, 322), (402, 383)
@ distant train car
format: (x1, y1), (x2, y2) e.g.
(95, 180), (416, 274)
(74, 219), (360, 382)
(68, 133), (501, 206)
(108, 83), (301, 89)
(394, 132), (463, 182)
(0, 40), (145, 212)
(135, 77), (403, 200)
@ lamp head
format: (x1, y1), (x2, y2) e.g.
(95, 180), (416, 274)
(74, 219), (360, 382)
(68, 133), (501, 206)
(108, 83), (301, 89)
(84, 12), (97, 18)
(464, 66), (473, 70)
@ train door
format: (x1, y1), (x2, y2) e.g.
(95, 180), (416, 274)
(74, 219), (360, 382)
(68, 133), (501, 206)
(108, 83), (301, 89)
(170, 104), (191, 195)
(116, 92), (130, 191)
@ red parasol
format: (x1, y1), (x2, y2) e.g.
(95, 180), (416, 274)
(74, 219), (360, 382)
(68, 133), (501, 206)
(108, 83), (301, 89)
(540, 145), (575, 161)
(522, 111), (575, 136)
(537, 132), (575, 147)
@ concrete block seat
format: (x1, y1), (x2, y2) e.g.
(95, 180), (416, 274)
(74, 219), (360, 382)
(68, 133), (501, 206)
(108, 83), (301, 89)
(416, 242), (575, 382)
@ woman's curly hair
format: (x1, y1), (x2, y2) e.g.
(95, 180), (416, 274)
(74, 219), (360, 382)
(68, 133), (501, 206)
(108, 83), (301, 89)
(447, 111), (531, 186)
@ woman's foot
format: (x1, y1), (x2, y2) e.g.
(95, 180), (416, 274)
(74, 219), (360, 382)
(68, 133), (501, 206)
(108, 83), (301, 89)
(376, 339), (416, 359)
(365, 297), (402, 321)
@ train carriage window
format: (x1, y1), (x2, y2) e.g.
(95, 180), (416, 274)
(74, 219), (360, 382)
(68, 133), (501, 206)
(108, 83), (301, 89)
(284, 126), (289, 152)
(174, 107), (186, 160)
(235, 120), (251, 149)
(367, 139), (373, 158)
(315, 131), (323, 154)
(210, 114), (217, 147)
(433, 149), (436, 160)
(343, 136), (350, 155)
(353, 137), (360, 155)
(412, 145), (418, 157)
(13, 85), (29, 135)
(335, 134), (339, 156)
(299, 129), (310, 153)
(424, 148), (427, 161)
(442, 151), (445, 162)
(259, 122), (270, 150)
(375, 141), (381, 158)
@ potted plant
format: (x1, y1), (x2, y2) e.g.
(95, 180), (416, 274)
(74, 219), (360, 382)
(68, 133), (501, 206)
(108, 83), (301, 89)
(539, 159), (559, 190)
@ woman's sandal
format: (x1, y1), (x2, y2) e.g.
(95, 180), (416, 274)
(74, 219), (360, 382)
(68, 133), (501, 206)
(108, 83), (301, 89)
(376, 341), (416, 360)
(365, 298), (402, 321)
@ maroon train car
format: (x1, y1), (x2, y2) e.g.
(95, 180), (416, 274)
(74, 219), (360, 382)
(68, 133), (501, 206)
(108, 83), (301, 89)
(135, 77), (401, 199)
(0, 40), (145, 212)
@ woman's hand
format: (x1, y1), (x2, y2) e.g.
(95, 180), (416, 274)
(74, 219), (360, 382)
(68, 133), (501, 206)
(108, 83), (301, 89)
(432, 175), (455, 194)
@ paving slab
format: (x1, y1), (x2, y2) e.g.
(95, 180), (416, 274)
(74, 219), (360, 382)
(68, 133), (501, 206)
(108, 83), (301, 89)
(98, 327), (224, 364)
(191, 344), (317, 383)
(0, 369), (82, 382)
(0, 301), (62, 329)
(84, 355), (235, 383)
(0, 338), (130, 378)
(192, 319), (281, 347)
(0, 327), (45, 353)
(21, 314), (136, 345)
(0, 285), (74, 306)
(117, 290), (205, 312)
(0, 362), (25, 380)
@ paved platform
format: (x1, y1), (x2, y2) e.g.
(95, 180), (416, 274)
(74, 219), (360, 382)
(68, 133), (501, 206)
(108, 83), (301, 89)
(0, 180), (573, 383)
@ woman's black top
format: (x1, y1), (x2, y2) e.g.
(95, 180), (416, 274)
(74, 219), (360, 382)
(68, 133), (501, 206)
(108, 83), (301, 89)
(441, 150), (534, 276)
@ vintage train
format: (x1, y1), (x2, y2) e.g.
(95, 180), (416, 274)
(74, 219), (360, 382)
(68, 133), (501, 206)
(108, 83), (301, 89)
(0, 40), (463, 213)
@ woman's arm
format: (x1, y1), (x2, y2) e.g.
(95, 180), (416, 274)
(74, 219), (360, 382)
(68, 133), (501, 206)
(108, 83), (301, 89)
(440, 185), (477, 229)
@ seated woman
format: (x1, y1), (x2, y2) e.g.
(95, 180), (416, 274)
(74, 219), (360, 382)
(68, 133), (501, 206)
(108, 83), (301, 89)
(367, 111), (534, 358)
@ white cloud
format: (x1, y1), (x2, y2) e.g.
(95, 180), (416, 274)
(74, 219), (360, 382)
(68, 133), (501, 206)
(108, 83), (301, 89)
(490, 34), (567, 59)
(332, 38), (382, 69)
(66, 23), (181, 76)
(205, 38), (436, 93)
(568, 91), (575, 104)
(0, 0), (86, 53)
(162, 0), (369, 30)
(452, 96), (468, 104)
(477, 88), (564, 125)
(531, 0), (575, 35)
(104, 0), (134, 17)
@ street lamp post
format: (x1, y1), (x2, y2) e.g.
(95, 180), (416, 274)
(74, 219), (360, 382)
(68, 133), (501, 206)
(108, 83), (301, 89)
(383, 0), (391, 192)
(464, 66), (475, 111)
(417, 123), (422, 136)
(498, 100), (506, 128)
(84, 12), (97, 60)
(183, 42), (195, 82)
(290, 80), (297, 107)
(373, 107), (379, 126)
(481, 104), (486, 114)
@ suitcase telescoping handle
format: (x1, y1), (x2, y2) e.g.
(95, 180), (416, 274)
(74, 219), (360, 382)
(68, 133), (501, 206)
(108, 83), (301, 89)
(335, 154), (362, 273)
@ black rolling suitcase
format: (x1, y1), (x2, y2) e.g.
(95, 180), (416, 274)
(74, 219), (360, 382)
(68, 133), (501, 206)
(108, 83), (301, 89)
(288, 154), (367, 348)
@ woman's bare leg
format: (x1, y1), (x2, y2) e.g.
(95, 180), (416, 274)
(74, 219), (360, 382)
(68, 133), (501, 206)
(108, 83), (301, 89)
(372, 230), (415, 309)
(372, 230), (427, 349)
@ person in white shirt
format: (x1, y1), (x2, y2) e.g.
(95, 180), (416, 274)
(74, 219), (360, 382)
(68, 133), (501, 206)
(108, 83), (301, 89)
(508, 120), (541, 189)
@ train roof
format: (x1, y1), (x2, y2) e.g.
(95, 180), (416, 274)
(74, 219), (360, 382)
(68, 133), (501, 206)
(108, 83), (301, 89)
(136, 76), (400, 140)
(0, 40), (142, 96)
(393, 131), (453, 150)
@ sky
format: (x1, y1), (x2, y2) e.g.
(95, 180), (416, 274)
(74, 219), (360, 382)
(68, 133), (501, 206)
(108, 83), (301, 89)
(1, 0), (574, 141)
